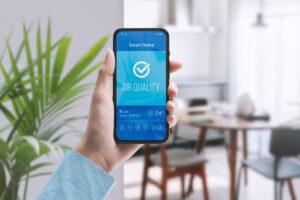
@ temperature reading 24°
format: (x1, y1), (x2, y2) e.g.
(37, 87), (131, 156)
(155, 110), (164, 116)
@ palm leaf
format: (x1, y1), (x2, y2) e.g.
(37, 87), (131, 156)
(15, 22), (34, 63)
(51, 130), (82, 143)
(21, 172), (52, 181)
(40, 141), (65, 158)
(0, 36), (67, 139)
(0, 57), (23, 121)
(6, 41), (35, 133)
(23, 23), (38, 122)
(45, 18), (51, 99)
(57, 35), (109, 93)
(0, 28), (12, 63)
(0, 124), (11, 134)
(0, 104), (16, 127)
(0, 163), (6, 194)
(36, 21), (44, 113)
(0, 36), (62, 101)
(0, 138), (9, 161)
(6, 109), (27, 143)
(38, 117), (86, 141)
(23, 162), (53, 175)
(51, 36), (72, 91)
(19, 136), (40, 155)
(75, 61), (103, 85)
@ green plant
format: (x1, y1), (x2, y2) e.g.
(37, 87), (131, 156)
(0, 19), (108, 200)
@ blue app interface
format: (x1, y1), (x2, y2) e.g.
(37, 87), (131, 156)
(116, 30), (167, 141)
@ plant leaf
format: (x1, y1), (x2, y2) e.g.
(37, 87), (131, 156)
(36, 21), (44, 113)
(57, 35), (108, 93)
(0, 28), (13, 63)
(0, 104), (16, 125)
(75, 60), (103, 85)
(19, 136), (40, 155)
(6, 110), (27, 143)
(0, 138), (9, 161)
(45, 18), (51, 99)
(23, 22), (35, 88)
(23, 22), (38, 122)
(0, 124), (11, 134)
(0, 163), (6, 194)
(22, 172), (52, 181)
(39, 141), (65, 158)
(51, 36), (72, 91)
(23, 162), (53, 175)
(16, 21), (34, 62)
(0, 32), (65, 101)
(50, 130), (82, 143)
(6, 40), (35, 131)
(38, 117), (86, 141)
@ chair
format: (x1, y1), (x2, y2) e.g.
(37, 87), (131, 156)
(174, 98), (249, 192)
(141, 144), (209, 200)
(235, 127), (300, 200)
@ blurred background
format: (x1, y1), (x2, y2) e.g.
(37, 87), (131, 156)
(124, 0), (300, 200)
(0, 0), (300, 200)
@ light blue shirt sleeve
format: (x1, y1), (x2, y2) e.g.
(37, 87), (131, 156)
(37, 150), (115, 200)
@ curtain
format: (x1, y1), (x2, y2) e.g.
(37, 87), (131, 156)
(229, 0), (300, 154)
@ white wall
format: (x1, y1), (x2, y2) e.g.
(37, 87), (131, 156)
(124, 0), (229, 83)
(0, 0), (124, 199)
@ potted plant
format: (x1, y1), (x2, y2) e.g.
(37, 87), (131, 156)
(0, 19), (108, 200)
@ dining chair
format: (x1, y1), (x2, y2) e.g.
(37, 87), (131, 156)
(141, 144), (209, 200)
(175, 98), (250, 193)
(235, 127), (300, 200)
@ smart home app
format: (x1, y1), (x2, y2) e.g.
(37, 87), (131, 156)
(115, 30), (168, 142)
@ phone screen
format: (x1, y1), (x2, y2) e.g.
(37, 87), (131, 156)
(114, 29), (169, 142)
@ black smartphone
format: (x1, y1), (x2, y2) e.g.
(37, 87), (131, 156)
(113, 28), (170, 143)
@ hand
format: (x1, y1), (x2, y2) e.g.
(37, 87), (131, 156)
(74, 49), (182, 172)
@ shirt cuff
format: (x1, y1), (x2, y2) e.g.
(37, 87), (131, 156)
(37, 150), (115, 200)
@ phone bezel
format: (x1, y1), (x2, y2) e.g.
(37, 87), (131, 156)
(113, 28), (170, 144)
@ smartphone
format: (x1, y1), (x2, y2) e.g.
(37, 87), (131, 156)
(113, 28), (170, 143)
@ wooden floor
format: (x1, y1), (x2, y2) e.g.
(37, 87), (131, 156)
(124, 146), (300, 200)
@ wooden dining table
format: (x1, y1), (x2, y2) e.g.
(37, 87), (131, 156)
(177, 107), (283, 200)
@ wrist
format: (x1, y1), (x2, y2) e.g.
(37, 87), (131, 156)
(74, 139), (113, 173)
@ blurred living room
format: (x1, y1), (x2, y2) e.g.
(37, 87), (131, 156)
(0, 0), (299, 200)
(123, 0), (300, 199)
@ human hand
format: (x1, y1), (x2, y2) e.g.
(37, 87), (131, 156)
(74, 49), (181, 172)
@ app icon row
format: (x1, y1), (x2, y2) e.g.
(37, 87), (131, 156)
(119, 124), (164, 131)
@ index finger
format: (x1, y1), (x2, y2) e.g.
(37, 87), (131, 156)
(170, 60), (182, 73)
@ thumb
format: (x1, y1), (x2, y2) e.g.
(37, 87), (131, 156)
(94, 49), (115, 96)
